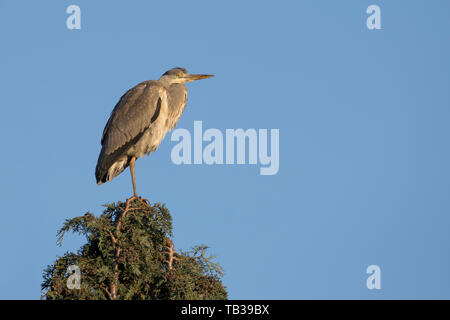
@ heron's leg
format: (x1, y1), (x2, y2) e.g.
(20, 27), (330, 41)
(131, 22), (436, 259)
(129, 157), (137, 197)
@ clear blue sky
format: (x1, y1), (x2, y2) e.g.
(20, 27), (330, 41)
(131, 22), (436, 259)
(1, 0), (450, 299)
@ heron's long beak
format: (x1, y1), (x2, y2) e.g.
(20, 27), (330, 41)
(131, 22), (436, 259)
(185, 74), (214, 82)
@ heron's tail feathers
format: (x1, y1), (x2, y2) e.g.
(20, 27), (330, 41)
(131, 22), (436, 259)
(96, 157), (128, 185)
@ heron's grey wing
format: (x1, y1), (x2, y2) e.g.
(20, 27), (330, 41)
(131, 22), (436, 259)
(101, 80), (164, 154)
(96, 80), (165, 181)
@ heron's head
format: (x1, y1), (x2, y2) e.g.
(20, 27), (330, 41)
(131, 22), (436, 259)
(160, 67), (214, 85)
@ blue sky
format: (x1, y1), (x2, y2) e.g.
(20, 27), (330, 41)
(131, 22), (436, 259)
(1, 0), (450, 299)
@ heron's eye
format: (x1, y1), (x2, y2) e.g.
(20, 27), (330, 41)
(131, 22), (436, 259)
(176, 73), (183, 78)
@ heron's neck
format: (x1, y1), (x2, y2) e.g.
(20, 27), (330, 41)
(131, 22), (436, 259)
(166, 84), (188, 130)
(159, 76), (181, 88)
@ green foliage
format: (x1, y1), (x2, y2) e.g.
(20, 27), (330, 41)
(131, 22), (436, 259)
(42, 197), (227, 300)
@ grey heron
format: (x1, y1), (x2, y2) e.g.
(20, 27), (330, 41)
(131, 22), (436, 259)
(95, 67), (214, 196)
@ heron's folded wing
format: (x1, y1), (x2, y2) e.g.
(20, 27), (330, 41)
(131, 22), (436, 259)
(101, 80), (165, 156)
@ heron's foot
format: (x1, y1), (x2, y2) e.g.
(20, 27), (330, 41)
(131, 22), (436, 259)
(126, 195), (151, 208)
